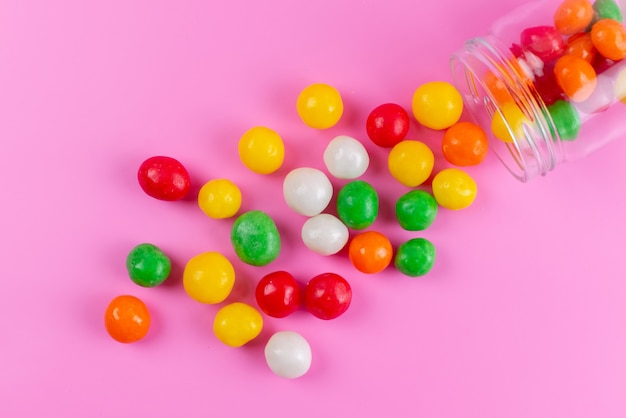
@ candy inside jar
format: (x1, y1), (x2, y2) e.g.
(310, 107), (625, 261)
(451, 0), (626, 181)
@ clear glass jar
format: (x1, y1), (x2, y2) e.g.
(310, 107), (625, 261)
(451, 0), (626, 181)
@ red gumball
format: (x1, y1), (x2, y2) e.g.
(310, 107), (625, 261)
(366, 103), (410, 148)
(304, 272), (352, 320)
(255, 271), (302, 318)
(138, 156), (191, 201)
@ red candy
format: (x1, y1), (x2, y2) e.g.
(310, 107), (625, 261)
(533, 63), (566, 106)
(366, 103), (410, 148)
(304, 273), (352, 320)
(255, 271), (302, 318)
(138, 156), (191, 201)
(520, 26), (566, 62)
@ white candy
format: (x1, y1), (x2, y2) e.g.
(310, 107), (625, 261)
(576, 74), (615, 114)
(323, 135), (369, 179)
(265, 331), (312, 379)
(301, 213), (349, 256)
(283, 167), (333, 216)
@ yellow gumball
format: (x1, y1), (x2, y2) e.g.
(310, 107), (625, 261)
(198, 179), (242, 219)
(491, 102), (527, 143)
(213, 302), (263, 347)
(296, 83), (343, 129)
(388, 140), (434, 187)
(412, 81), (463, 130)
(238, 126), (285, 174)
(183, 252), (235, 304)
(431, 168), (477, 210)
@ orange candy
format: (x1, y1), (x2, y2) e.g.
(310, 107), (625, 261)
(591, 19), (626, 61)
(442, 121), (489, 166)
(554, 0), (594, 35)
(554, 55), (597, 102)
(483, 70), (514, 105)
(104, 295), (151, 343)
(565, 32), (597, 63)
(348, 231), (393, 274)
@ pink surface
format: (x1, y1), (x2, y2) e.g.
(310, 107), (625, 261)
(2, 0), (626, 416)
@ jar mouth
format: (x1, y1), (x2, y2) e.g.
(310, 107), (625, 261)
(450, 35), (563, 182)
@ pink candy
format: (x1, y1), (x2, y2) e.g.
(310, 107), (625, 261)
(520, 26), (566, 62)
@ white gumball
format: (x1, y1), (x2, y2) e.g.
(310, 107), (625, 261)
(283, 167), (333, 216)
(301, 214), (349, 256)
(323, 135), (370, 179)
(265, 331), (312, 379)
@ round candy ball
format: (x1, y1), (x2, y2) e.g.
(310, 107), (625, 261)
(411, 81), (463, 130)
(336, 180), (378, 230)
(366, 103), (410, 148)
(137, 156), (191, 201)
(231, 210), (281, 266)
(394, 238), (436, 277)
(431, 168), (477, 210)
(126, 243), (171, 287)
(323, 135), (370, 179)
(296, 83), (343, 129)
(305, 273), (352, 320)
(213, 302), (263, 347)
(348, 231), (393, 274)
(265, 331), (312, 379)
(183, 252), (236, 304)
(197, 178), (242, 219)
(301, 213), (349, 256)
(104, 295), (151, 343)
(395, 190), (438, 231)
(388, 140), (434, 187)
(238, 126), (285, 174)
(442, 121), (489, 166)
(283, 167), (333, 217)
(255, 271), (302, 318)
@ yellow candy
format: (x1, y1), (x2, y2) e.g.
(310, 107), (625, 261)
(431, 168), (477, 210)
(615, 67), (626, 105)
(491, 102), (527, 143)
(183, 252), (235, 304)
(296, 83), (343, 129)
(387, 140), (434, 187)
(412, 81), (463, 130)
(238, 126), (285, 174)
(198, 179), (242, 219)
(213, 302), (263, 347)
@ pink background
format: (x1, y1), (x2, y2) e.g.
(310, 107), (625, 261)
(2, 0), (626, 416)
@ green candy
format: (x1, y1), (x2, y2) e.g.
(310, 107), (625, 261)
(126, 243), (171, 287)
(336, 180), (378, 230)
(395, 190), (438, 231)
(548, 100), (580, 141)
(231, 210), (280, 266)
(394, 238), (436, 277)
(593, 0), (623, 22)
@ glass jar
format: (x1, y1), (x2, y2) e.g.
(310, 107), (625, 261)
(451, 0), (626, 181)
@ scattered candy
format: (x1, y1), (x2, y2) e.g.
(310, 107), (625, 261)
(296, 83), (344, 129)
(336, 180), (379, 230)
(323, 135), (370, 179)
(554, 0), (594, 35)
(395, 190), (438, 231)
(442, 121), (489, 166)
(491, 102), (527, 143)
(301, 213), (349, 256)
(365, 103), (410, 147)
(264, 331), (312, 379)
(548, 100), (581, 140)
(183, 251), (236, 304)
(238, 126), (285, 175)
(283, 167), (333, 216)
(431, 168), (477, 210)
(304, 273), (352, 320)
(591, 18), (626, 61)
(554, 54), (598, 102)
(394, 238), (436, 277)
(213, 302), (263, 347)
(126, 243), (171, 288)
(104, 295), (151, 343)
(255, 271), (302, 318)
(348, 231), (393, 274)
(593, 0), (623, 22)
(137, 156), (190, 201)
(387, 140), (434, 187)
(197, 178), (242, 219)
(231, 210), (281, 266)
(411, 81), (463, 130)
(520, 26), (566, 62)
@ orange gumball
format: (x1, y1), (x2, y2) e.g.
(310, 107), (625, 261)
(591, 19), (626, 61)
(442, 121), (489, 166)
(554, 55), (597, 102)
(554, 0), (594, 35)
(348, 231), (393, 274)
(565, 32), (597, 64)
(483, 70), (514, 105)
(104, 295), (151, 343)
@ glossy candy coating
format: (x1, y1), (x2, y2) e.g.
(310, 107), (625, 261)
(231, 210), (281, 266)
(554, 54), (598, 102)
(137, 156), (190, 201)
(565, 32), (597, 64)
(520, 26), (566, 62)
(238, 126), (285, 174)
(323, 135), (369, 179)
(255, 271), (302, 318)
(591, 19), (626, 61)
(304, 273), (352, 320)
(554, 0), (594, 35)
(126, 243), (171, 287)
(197, 179), (242, 219)
(296, 83), (343, 129)
(387, 140), (434, 187)
(366, 103), (410, 147)
(491, 102), (527, 143)
(442, 121), (489, 166)
(348, 231), (393, 274)
(183, 251), (235, 304)
(283, 167), (333, 216)
(394, 238), (436, 277)
(411, 81), (463, 130)
(265, 331), (312, 379)
(593, 0), (623, 23)
(483, 70), (514, 105)
(431, 168), (477, 210)
(548, 100), (581, 140)
(213, 302), (263, 347)
(104, 295), (151, 343)
(395, 190), (438, 231)
(301, 213), (349, 256)
(336, 180), (378, 230)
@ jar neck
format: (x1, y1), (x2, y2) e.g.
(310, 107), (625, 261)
(451, 35), (564, 182)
